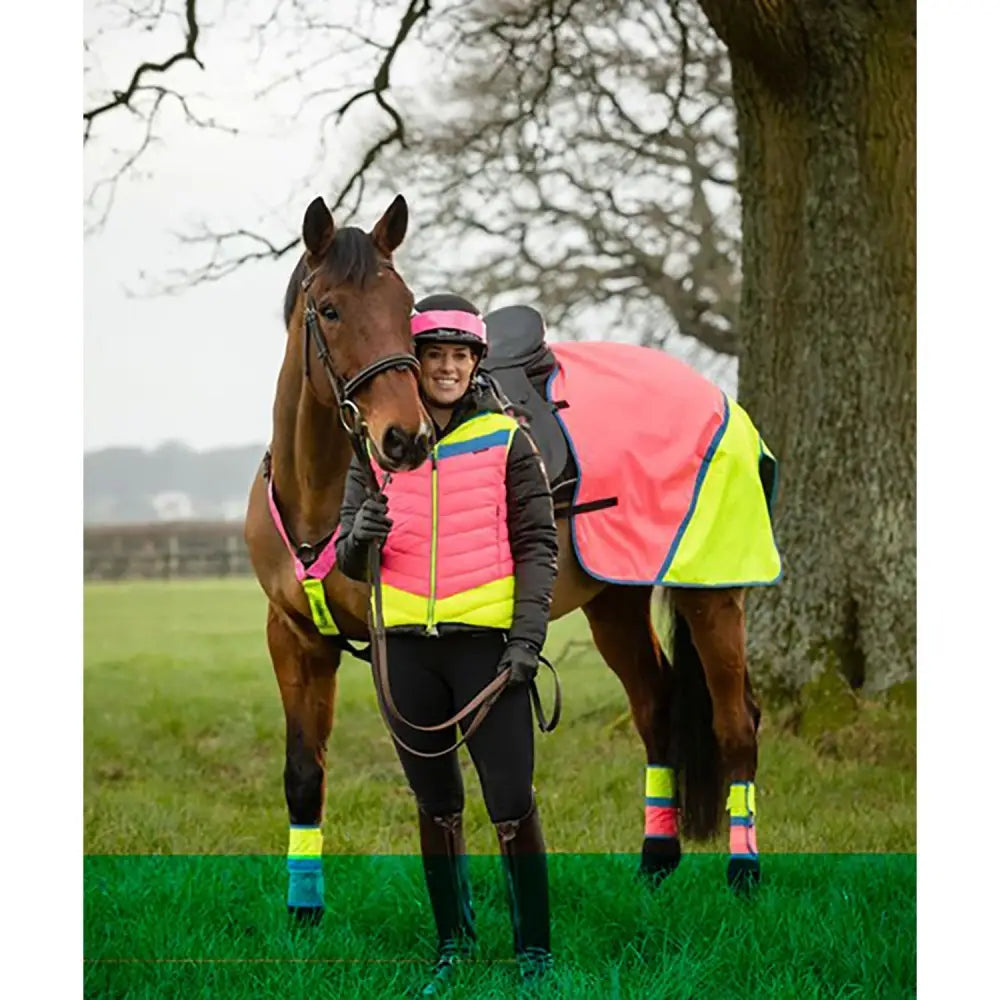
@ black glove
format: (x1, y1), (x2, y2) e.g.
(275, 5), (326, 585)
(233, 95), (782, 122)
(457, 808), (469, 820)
(350, 492), (392, 545)
(497, 640), (539, 686)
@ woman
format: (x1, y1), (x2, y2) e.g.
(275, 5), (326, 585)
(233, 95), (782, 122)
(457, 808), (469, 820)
(335, 293), (559, 994)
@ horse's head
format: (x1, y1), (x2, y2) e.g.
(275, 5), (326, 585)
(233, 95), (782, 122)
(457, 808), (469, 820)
(294, 194), (432, 472)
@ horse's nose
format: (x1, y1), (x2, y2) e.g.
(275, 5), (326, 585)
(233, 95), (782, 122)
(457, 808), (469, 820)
(412, 428), (432, 463)
(382, 425), (432, 469)
(382, 425), (410, 466)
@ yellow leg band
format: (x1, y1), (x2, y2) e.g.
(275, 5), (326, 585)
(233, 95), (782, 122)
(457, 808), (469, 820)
(645, 765), (676, 800)
(726, 782), (757, 819)
(288, 826), (323, 859)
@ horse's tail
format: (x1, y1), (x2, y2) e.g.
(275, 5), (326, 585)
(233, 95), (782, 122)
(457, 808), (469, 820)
(656, 590), (725, 841)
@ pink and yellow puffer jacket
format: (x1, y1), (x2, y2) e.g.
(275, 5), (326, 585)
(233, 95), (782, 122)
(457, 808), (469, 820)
(377, 411), (521, 633)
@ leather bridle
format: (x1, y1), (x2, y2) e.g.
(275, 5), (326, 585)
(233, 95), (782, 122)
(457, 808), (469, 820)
(300, 258), (420, 449)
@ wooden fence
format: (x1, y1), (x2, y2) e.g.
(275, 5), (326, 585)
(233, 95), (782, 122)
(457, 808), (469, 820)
(84, 521), (253, 580)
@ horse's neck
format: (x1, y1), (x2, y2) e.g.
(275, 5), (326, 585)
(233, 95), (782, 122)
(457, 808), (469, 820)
(270, 357), (353, 544)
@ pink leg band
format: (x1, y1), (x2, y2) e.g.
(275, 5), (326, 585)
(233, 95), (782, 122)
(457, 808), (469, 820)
(729, 822), (758, 856)
(645, 805), (679, 838)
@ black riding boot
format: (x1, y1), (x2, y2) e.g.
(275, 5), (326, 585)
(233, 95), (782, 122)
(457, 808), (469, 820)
(496, 802), (553, 988)
(414, 809), (476, 997)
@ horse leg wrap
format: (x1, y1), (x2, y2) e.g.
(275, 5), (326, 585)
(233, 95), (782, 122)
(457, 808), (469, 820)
(726, 781), (761, 890)
(287, 825), (324, 919)
(495, 802), (551, 966)
(419, 808), (476, 950)
(641, 765), (681, 882)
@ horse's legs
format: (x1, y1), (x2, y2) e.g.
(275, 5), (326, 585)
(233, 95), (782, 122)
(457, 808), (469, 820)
(672, 588), (762, 889)
(267, 604), (340, 922)
(582, 585), (680, 882)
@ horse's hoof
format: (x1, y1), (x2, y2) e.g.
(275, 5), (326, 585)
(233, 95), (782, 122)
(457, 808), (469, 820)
(288, 904), (324, 926)
(638, 837), (682, 886)
(727, 856), (761, 894)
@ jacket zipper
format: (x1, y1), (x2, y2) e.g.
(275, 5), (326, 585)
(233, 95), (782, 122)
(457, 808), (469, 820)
(426, 450), (439, 636)
(496, 505), (502, 567)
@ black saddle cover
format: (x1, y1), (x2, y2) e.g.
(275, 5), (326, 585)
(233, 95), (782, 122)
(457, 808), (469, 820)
(480, 305), (575, 502)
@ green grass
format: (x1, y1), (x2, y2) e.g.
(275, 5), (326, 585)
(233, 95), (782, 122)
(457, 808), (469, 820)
(84, 578), (914, 856)
(85, 854), (915, 999)
(84, 579), (916, 998)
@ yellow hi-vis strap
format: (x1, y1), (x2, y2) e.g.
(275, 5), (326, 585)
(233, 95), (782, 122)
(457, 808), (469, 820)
(301, 579), (340, 636)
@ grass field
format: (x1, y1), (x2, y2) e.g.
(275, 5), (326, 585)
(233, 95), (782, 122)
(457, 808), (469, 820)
(84, 579), (916, 998)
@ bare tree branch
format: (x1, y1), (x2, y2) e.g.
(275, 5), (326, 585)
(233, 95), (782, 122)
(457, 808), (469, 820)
(140, 227), (300, 294)
(389, 0), (740, 356)
(666, 0), (691, 131)
(149, 0), (435, 287)
(87, 0), (740, 370)
(85, 84), (237, 237)
(83, 0), (203, 142)
(251, 52), (342, 102)
(329, 0), (430, 134)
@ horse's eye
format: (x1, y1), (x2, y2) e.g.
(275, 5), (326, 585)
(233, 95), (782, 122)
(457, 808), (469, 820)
(321, 305), (340, 322)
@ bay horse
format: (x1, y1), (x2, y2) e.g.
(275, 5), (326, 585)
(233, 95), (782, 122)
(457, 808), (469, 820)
(244, 193), (763, 922)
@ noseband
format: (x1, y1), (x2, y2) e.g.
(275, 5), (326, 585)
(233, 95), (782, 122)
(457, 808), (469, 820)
(300, 259), (421, 455)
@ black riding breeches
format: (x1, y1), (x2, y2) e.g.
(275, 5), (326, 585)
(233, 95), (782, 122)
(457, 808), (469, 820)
(381, 632), (535, 824)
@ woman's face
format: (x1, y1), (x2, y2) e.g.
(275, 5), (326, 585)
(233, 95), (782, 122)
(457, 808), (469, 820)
(418, 342), (477, 408)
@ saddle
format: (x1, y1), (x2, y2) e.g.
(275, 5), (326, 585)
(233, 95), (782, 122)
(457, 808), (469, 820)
(479, 305), (578, 511)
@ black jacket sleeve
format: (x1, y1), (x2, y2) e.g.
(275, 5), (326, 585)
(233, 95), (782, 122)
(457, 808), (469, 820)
(335, 455), (374, 582)
(504, 426), (559, 651)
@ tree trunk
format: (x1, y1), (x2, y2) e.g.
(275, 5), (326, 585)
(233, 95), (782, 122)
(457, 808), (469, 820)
(695, 0), (915, 693)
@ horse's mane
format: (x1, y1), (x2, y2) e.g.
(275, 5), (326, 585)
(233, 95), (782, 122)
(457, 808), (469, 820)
(282, 227), (380, 329)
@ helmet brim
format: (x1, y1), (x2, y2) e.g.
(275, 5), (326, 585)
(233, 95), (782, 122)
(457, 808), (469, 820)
(414, 330), (488, 356)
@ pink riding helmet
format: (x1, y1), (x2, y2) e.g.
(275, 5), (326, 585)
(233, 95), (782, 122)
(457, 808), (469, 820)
(410, 293), (488, 358)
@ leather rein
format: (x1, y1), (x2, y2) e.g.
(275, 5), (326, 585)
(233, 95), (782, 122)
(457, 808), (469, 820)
(298, 260), (561, 760)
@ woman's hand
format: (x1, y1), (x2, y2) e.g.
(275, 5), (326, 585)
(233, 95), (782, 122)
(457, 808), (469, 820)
(497, 640), (539, 686)
(350, 492), (393, 545)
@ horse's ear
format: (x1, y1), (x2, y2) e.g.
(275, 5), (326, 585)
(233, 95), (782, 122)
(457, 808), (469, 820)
(302, 197), (335, 258)
(371, 194), (408, 258)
